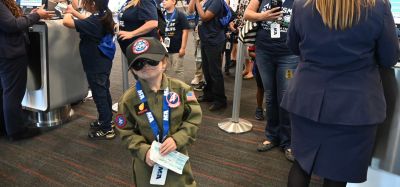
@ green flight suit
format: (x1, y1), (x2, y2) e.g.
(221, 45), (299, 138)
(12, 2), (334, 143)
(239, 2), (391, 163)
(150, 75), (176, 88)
(116, 74), (202, 187)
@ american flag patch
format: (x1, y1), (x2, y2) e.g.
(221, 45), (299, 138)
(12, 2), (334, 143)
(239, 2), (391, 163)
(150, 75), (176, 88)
(186, 91), (197, 102)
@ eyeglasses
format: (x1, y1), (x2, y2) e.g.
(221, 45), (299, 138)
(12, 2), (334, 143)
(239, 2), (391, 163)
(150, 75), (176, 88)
(131, 58), (161, 71)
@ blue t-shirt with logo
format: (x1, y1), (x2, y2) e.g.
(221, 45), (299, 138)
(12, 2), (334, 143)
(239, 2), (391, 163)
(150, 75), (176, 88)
(75, 15), (112, 74)
(164, 9), (190, 53)
(117, 0), (158, 54)
(256, 0), (294, 56)
(198, 0), (226, 46)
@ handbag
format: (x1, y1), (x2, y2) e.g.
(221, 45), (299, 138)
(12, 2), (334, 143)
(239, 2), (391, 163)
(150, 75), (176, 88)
(239, 20), (258, 44)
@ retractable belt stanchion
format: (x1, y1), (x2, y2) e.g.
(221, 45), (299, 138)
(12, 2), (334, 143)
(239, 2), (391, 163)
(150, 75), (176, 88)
(218, 40), (253, 133)
(112, 52), (129, 112)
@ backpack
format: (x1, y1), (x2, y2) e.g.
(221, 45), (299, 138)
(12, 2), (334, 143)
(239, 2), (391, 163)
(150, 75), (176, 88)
(219, 0), (232, 28)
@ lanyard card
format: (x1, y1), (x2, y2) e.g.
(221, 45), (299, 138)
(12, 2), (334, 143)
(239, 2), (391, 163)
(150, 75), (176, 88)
(270, 22), (281, 38)
(226, 41), (231, 50)
(164, 37), (171, 48)
(150, 164), (168, 185)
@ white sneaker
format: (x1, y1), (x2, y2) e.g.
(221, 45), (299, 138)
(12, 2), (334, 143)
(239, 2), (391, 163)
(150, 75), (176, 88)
(191, 77), (200, 85)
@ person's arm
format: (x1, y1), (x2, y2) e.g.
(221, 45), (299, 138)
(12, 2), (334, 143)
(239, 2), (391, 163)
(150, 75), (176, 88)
(117, 98), (153, 165)
(118, 20), (158, 40)
(71, 0), (79, 10)
(376, 3), (400, 68)
(62, 13), (75, 28)
(0, 3), (52, 33)
(179, 29), (189, 57)
(195, 0), (215, 22)
(64, 4), (88, 20)
(244, 0), (282, 22)
(286, 3), (300, 55)
(170, 88), (202, 151)
(188, 0), (196, 13)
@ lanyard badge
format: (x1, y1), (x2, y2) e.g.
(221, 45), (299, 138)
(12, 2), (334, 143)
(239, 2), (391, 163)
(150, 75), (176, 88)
(270, 22), (281, 38)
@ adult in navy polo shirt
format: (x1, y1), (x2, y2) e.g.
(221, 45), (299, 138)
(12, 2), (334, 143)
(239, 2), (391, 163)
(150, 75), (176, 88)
(245, 0), (298, 161)
(117, 0), (158, 55)
(195, 0), (227, 111)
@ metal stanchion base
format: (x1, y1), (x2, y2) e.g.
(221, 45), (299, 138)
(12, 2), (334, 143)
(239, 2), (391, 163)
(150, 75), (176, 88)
(112, 102), (119, 112)
(28, 105), (74, 127)
(218, 118), (253, 133)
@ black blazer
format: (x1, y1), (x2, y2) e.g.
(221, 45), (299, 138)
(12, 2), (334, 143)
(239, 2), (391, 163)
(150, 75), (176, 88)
(281, 0), (400, 125)
(0, 2), (40, 59)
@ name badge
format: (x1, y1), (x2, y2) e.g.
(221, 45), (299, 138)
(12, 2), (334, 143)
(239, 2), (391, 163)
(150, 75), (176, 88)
(270, 22), (281, 38)
(164, 37), (171, 48)
(150, 164), (168, 185)
(226, 41), (231, 50)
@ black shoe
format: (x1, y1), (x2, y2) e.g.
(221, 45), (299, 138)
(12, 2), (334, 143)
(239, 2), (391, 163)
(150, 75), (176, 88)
(209, 102), (227, 111)
(8, 127), (41, 141)
(193, 81), (206, 91)
(197, 95), (214, 103)
(256, 141), (277, 152)
(284, 148), (295, 162)
(90, 120), (115, 129)
(88, 128), (116, 140)
(229, 60), (236, 69)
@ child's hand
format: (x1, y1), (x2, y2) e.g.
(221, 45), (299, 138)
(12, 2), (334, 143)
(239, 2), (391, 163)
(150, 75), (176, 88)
(160, 137), (177, 156)
(145, 149), (155, 167)
(64, 5), (74, 14)
(178, 48), (186, 57)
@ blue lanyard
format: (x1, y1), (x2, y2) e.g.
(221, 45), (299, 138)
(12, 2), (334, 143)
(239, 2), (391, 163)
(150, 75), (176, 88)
(117, 0), (130, 21)
(135, 81), (170, 142)
(164, 8), (177, 29)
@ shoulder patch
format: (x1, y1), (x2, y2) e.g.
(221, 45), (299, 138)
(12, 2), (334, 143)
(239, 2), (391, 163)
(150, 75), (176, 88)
(115, 114), (127, 129)
(186, 91), (197, 102)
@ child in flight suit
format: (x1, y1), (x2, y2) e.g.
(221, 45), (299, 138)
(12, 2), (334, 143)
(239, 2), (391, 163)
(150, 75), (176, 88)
(116, 37), (202, 187)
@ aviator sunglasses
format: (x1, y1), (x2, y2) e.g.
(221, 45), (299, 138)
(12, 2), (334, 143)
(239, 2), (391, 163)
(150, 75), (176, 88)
(131, 58), (161, 71)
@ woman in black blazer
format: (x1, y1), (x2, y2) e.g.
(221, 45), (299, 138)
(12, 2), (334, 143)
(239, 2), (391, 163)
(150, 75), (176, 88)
(0, 1), (53, 140)
(282, 0), (399, 186)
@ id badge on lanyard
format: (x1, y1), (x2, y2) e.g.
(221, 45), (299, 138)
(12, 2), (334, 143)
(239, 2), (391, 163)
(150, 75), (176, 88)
(150, 164), (168, 185)
(164, 37), (171, 48)
(270, 22), (281, 38)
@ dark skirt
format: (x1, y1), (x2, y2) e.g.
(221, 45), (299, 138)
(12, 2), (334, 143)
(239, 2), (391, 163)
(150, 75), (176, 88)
(290, 113), (378, 183)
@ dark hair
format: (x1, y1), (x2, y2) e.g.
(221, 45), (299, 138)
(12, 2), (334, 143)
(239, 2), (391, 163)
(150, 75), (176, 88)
(81, 0), (115, 34)
(2, 0), (23, 17)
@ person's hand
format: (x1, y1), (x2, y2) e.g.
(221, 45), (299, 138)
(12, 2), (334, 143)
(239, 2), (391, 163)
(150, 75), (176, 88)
(64, 5), (75, 14)
(36, 5), (55, 19)
(160, 137), (177, 156)
(145, 149), (156, 167)
(118, 31), (135, 40)
(178, 48), (186, 57)
(261, 7), (283, 21)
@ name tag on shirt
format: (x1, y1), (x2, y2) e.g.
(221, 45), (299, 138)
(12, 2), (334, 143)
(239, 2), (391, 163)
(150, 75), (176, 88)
(150, 164), (168, 185)
(164, 37), (171, 48)
(271, 22), (281, 38)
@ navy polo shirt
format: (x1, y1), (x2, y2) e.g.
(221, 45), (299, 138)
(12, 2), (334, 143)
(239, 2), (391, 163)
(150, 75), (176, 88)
(75, 15), (112, 74)
(198, 0), (225, 46)
(164, 9), (190, 53)
(117, 0), (158, 54)
(256, 0), (294, 56)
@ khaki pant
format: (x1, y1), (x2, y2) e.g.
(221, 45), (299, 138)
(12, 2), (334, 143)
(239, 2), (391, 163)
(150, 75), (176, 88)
(166, 53), (185, 81)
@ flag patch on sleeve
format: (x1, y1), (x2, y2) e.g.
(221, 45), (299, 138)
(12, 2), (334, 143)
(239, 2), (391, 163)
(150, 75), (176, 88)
(186, 91), (197, 102)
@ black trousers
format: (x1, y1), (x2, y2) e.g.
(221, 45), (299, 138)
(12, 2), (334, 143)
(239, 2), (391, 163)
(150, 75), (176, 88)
(0, 55), (29, 136)
(201, 43), (227, 104)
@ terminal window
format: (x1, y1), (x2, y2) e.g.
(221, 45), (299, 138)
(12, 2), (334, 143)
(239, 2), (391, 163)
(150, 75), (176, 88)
(392, 0), (400, 24)
(20, 0), (42, 7)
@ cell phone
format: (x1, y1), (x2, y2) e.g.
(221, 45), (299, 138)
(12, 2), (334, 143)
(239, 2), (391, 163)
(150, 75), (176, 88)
(270, 0), (282, 11)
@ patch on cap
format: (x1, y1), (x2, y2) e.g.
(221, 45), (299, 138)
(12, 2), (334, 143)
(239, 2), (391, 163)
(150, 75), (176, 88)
(132, 39), (150, 54)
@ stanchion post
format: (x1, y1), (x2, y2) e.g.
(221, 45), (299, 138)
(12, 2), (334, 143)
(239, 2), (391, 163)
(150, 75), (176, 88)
(112, 52), (129, 112)
(218, 40), (253, 133)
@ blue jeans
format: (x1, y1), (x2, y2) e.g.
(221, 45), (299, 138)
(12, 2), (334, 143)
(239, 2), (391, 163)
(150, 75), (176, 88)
(86, 73), (113, 131)
(255, 51), (299, 149)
